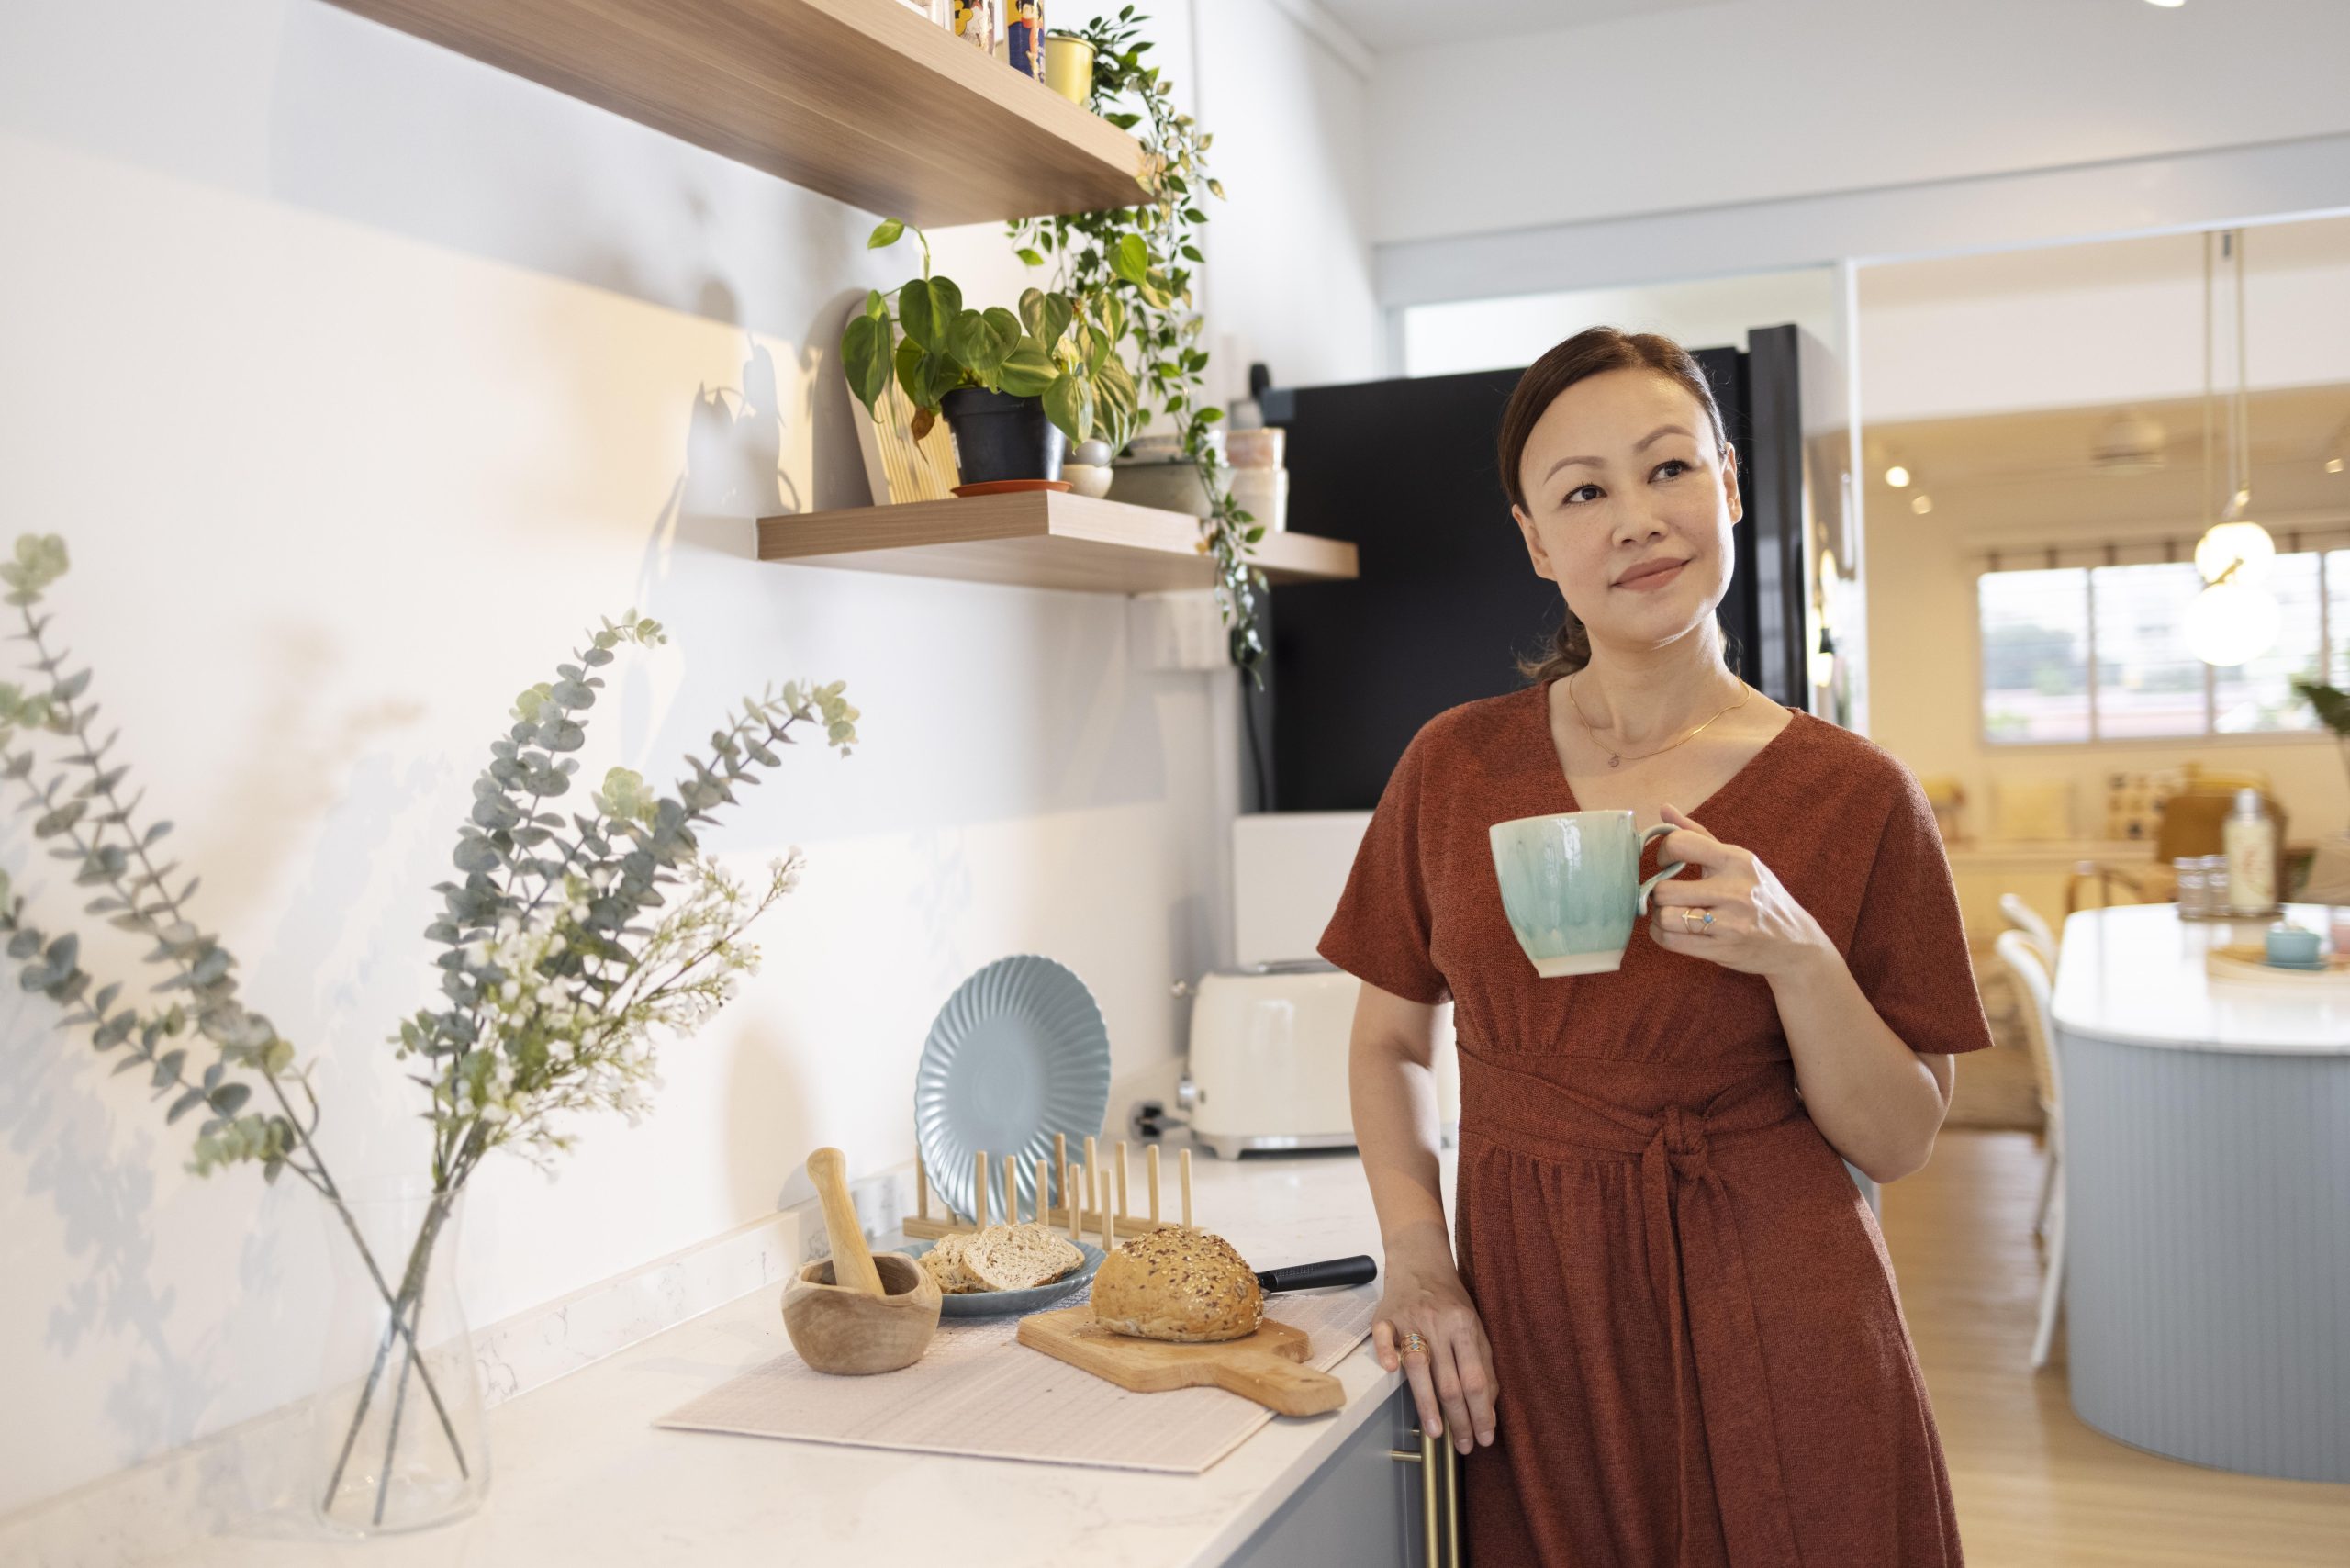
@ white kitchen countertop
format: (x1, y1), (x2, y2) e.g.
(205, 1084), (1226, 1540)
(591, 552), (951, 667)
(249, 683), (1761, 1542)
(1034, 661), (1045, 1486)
(154, 1148), (1452, 1568)
(2053, 902), (2350, 1054)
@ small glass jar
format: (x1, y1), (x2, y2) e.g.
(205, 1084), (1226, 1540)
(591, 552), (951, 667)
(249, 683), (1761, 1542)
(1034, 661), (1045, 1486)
(2176, 857), (2209, 918)
(2199, 854), (2232, 919)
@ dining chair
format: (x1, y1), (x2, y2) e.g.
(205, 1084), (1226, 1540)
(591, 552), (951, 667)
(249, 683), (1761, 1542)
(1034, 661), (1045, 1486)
(1994, 931), (2066, 1369)
(1998, 892), (2058, 975)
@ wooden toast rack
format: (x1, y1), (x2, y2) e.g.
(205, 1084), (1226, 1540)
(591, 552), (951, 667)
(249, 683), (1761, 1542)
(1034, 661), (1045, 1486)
(905, 1136), (1194, 1251)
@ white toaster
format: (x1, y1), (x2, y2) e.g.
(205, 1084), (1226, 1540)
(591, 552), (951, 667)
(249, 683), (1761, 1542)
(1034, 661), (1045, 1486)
(1180, 960), (1460, 1159)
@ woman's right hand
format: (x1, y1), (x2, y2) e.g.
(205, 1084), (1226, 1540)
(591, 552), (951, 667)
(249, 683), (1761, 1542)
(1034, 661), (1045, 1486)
(1372, 1244), (1498, 1456)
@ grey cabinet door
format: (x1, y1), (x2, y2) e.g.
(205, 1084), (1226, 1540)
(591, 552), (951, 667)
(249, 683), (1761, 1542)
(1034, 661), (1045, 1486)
(1228, 1385), (1432, 1568)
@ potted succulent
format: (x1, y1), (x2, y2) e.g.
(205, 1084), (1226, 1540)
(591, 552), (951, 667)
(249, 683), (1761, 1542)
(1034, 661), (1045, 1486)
(840, 219), (1136, 487)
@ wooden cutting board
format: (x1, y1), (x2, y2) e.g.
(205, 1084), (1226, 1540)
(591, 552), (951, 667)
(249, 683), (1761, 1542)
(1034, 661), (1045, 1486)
(1016, 1306), (1346, 1417)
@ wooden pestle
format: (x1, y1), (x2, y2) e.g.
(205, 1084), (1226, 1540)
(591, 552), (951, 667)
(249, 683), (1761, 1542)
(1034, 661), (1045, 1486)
(807, 1147), (884, 1298)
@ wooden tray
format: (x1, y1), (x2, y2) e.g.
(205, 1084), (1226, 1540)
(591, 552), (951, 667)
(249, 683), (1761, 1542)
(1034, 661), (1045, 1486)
(2204, 943), (2350, 983)
(1016, 1306), (1345, 1417)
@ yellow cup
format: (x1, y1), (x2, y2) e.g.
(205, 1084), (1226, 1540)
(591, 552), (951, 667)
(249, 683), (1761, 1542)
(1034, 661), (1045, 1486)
(1044, 33), (1095, 105)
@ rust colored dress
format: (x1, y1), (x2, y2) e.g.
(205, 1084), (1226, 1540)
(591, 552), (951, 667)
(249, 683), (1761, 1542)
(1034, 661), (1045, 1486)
(1317, 680), (1994, 1568)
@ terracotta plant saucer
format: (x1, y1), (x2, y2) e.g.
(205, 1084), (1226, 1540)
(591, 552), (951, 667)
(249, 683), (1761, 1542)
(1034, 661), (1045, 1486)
(951, 479), (1071, 498)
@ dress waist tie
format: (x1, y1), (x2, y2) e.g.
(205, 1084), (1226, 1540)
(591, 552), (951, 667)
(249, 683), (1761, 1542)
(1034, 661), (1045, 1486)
(1460, 1049), (1809, 1568)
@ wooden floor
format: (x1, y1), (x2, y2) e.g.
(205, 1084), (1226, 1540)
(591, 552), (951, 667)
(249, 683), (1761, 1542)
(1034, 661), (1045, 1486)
(1882, 1129), (2350, 1565)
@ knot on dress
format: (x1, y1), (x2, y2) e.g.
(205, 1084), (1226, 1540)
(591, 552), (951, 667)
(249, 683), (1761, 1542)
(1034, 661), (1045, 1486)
(1651, 1103), (1712, 1179)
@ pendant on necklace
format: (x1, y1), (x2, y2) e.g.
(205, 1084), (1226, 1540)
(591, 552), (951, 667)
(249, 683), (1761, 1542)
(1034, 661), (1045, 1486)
(1608, 754), (1621, 767)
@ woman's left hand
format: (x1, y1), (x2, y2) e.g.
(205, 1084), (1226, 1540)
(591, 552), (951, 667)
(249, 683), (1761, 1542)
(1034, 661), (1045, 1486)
(1646, 802), (1830, 979)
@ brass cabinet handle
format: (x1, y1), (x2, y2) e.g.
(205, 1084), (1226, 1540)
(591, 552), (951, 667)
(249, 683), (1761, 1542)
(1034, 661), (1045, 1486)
(1390, 1428), (1460, 1566)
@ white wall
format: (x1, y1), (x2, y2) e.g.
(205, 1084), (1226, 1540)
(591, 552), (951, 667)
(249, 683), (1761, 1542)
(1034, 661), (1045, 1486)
(0, 0), (1375, 1518)
(1399, 265), (1841, 377)
(1369, 0), (2350, 247)
(1860, 218), (2350, 424)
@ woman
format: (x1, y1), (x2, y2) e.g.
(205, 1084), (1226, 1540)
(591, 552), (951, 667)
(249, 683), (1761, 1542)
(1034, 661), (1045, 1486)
(1318, 328), (1994, 1566)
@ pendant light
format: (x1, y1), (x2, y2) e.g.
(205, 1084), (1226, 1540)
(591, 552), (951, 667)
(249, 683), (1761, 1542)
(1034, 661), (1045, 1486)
(2189, 229), (2277, 666)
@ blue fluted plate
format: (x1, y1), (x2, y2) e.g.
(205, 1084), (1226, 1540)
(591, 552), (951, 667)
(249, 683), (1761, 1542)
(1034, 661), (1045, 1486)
(897, 1238), (1105, 1317)
(914, 954), (1111, 1226)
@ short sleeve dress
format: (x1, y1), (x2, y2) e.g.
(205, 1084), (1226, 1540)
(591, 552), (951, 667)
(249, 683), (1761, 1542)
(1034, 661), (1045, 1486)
(1318, 680), (1994, 1568)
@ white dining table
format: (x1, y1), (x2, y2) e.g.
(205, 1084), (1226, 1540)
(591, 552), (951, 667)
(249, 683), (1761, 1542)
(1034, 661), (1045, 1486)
(2051, 902), (2350, 1484)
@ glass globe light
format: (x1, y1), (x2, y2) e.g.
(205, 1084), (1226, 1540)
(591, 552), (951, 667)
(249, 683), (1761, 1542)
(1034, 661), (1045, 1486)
(2193, 520), (2275, 585)
(2185, 580), (2278, 666)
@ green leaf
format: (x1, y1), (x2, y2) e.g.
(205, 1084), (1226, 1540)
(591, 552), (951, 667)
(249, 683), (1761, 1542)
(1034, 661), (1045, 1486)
(997, 342), (1058, 398)
(1043, 372), (1094, 448)
(865, 288), (888, 320)
(1112, 235), (1149, 288)
(33, 801), (85, 837)
(1042, 292), (1076, 349)
(209, 1082), (251, 1116)
(453, 836), (502, 875)
(166, 1088), (205, 1124)
(1018, 287), (1047, 342)
(895, 333), (928, 407)
(841, 313), (891, 415)
(1016, 247), (1046, 267)
(866, 218), (906, 250)
(980, 308), (1023, 366)
(897, 274), (963, 352)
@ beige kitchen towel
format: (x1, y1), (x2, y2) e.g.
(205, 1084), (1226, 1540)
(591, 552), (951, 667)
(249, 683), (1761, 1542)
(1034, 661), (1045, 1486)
(655, 1284), (1379, 1474)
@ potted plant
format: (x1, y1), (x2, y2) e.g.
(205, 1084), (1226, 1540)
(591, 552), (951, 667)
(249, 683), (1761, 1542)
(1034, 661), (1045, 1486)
(840, 219), (1136, 487)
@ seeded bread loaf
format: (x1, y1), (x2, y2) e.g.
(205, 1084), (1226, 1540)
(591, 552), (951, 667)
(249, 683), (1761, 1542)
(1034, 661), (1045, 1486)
(962, 1224), (1085, 1291)
(1089, 1226), (1262, 1342)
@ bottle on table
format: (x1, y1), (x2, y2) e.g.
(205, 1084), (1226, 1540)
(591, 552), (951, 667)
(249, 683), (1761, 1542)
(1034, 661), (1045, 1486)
(2225, 789), (2277, 917)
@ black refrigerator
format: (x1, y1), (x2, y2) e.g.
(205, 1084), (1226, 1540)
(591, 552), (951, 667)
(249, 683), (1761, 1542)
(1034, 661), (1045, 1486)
(1248, 324), (1827, 814)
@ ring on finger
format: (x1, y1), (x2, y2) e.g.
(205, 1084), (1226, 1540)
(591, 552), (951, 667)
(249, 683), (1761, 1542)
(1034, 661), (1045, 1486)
(1397, 1330), (1428, 1357)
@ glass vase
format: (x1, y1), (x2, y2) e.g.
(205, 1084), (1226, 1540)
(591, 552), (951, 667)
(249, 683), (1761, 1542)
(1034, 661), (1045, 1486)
(308, 1179), (490, 1535)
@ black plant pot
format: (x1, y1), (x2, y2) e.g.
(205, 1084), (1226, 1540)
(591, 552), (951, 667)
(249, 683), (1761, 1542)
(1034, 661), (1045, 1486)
(940, 386), (1066, 487)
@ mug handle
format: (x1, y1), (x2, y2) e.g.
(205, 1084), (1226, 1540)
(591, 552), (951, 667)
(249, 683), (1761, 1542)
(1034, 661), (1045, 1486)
(1635, 822), (1686, 915)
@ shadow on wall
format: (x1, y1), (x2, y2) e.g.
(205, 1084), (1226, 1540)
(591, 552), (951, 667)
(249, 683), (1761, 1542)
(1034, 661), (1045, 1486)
(0, 982), (223, 1480)
(267, 3), (868, 342)
(202, 622), (426, 931)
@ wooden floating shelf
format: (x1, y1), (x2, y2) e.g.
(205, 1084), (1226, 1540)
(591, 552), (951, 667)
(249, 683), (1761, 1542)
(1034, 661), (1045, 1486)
(757, 492), (1360, 594)
(328, 0), (1147, 227)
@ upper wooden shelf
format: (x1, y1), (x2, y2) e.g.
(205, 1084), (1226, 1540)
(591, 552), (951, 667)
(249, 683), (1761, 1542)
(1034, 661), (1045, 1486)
(757, 492), (1360, 594)
(329, 0), (1148, 227)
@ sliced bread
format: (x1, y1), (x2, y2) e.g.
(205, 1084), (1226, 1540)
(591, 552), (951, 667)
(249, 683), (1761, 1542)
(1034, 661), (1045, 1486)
(961, 1223), (1085, 1292)
(918, 1231), (984, 1294)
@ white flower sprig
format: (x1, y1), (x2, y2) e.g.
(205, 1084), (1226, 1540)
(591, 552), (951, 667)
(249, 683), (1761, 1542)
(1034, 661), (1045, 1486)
(401, 848), (803, 1171)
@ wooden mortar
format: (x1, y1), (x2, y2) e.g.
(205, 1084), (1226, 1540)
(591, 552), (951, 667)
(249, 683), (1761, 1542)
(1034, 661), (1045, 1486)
(781, 1250), (941, 1374)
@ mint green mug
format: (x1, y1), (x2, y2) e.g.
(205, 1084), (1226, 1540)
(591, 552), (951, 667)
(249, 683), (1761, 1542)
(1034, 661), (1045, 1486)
(1488, 812), (1686, 977)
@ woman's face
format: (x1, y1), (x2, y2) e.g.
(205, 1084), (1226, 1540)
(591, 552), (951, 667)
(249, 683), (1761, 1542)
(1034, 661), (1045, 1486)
(1510, 369), (1741, 657)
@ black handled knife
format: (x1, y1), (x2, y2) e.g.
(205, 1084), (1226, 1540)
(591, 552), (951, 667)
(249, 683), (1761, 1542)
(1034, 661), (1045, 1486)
(1255, 1254), (1379, 1294)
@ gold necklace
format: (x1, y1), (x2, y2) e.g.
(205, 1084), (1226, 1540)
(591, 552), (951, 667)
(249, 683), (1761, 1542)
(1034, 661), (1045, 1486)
(1565, 672), (1752, 768)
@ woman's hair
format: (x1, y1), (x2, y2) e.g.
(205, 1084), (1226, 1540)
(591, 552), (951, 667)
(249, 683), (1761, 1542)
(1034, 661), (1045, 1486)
(1498, 327), (1733, 684)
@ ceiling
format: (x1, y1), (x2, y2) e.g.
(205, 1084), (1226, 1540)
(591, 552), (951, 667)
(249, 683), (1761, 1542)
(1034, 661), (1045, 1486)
(1866, 384), (2350, 542)
(1316, 0), (1737, 51)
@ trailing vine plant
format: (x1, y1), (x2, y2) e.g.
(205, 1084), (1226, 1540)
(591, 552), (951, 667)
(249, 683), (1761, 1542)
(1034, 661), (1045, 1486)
(1006, 6), (1268, 677)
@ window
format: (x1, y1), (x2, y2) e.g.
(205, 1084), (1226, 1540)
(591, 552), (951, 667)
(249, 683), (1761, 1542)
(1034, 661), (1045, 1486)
(1980, 567), (2090, 743)
(1978, 552), (2333, 744)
